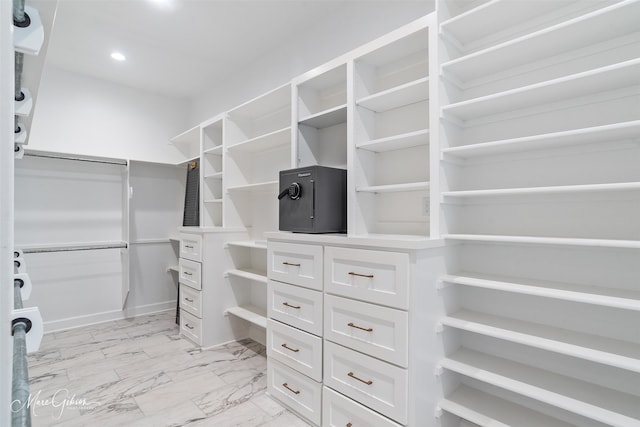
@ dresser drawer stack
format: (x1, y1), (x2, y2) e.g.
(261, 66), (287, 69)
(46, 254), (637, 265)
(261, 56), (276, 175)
(179, 233), (203, 345)
(267, 241), (324, 426)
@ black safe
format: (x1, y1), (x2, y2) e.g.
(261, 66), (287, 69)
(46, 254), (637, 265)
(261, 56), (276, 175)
(278, 166), (347, 233)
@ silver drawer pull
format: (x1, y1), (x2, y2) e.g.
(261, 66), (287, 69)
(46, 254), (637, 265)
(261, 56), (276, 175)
(348, 271), (374, 279)
(348, 371), (372, 385)
(185, 323), (194, 330)
(282, 383), (300, 395)
(282, 261), (301, 267)
(348, 322), (373, 332)
(282, 302), (301, 309)
(185, 297), (194, 303)
(281, 343), (300, 353)
(185, 245), (194, 249)
(184, 272), (193, 276)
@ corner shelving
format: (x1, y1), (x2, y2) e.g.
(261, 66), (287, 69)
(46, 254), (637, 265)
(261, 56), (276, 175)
(201, 117), (224, 227)
(170, 125), (200, 165)
(351, 24), (432, 237)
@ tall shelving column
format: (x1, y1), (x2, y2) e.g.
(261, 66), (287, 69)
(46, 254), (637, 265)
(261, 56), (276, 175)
(223, 83), (292, 341)
(201, 116), (224, 227)
(436, 1), (640, 426)
(350, 18), (433, 238)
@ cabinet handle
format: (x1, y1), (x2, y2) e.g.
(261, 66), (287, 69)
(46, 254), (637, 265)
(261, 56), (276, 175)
(282, 261), (301, 267)
(184, 271), (193, 276)
(185, 245), (194, 249)
(281, 343), (300, 353)
(282, 383), (300, 395)
(348, 271), (374, 279)
(347, 371), (372, 385)
(185, 297), (194, 303)
(185, 323), (194, 330)
(347, 322), (373, 332)
(282, 302), (301, 309)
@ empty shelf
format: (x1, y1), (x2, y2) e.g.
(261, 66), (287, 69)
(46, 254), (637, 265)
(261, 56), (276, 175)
(226, 127), (291, 153)
(226, 181), (278, 192)
(442, 348), (640, 426)
(203, 145), (223, 155)
(204, 172), (223, 180)
(440, 384), (574, 427)
(443, 234), (640, 249)
(167, 265), (179, 273)
(441, 309), (640, 373)
(357, 129), (429, 153)
(442, 182), (640, 199)
(226, 268), (268, 284)
(440, 272), (640, 312)
(441, 120), (640, 160)
(225, 306), (267, 329)
(227, 240), (267, 250)
(298, 104), (347, 128)
(357, 181), (430, 193)
(357, 77), (429, 112)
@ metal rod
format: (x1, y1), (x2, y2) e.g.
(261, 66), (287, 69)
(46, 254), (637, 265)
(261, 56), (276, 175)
(22, 242), (128, 254)
(24, 152), (127, 166)
(12, 280), (31, 427)
(14, 52), (24, 101)
(13, 0), (25, 23)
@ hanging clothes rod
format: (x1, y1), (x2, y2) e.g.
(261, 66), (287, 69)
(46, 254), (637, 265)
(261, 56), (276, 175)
(12, 260), (32, 427)
(24, 152), (128, 166)
(22, 242), (128, 254)
(14, 0), (26, 136)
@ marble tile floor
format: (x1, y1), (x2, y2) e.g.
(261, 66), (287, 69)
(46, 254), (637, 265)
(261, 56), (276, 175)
(26, 311), (311, 427)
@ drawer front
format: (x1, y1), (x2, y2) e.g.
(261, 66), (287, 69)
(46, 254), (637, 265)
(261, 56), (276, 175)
(179, 284), (202, 318)
(324, 294), (408, 367)
(325, 246), (409, 310)
(323, 386), (402, 427)
(180, 310), (202, 345)
(268, 280), (323, 336)
(268, 241), (323, 290)
(324, 341), (408, 424)
(267, 319), (323, 382)
(179, 257), (201, 290)
(180, 233), (202, 262)
(268, 359), (322, 426)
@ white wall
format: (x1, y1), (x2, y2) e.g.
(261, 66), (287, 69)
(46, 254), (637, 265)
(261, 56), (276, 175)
(190, 1), (434, 123)
(29, 65), (190, 163)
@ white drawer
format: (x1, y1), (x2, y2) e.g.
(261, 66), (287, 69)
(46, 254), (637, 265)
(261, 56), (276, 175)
(324, 341), (408, 424)
(267, 319), (323, 382)
(323, 386), (402, 427)
(268, 359), (322, 426)
(268, 241), (323, 290)
(268, 280), (323, 336)
(324, 246), (409, 310)
(180, 233), (202, 262)
(179, 257), (201, 290)
(179, 284), (202, 318)
(324, 294), (408, 368)
(180, 310), (202, 345)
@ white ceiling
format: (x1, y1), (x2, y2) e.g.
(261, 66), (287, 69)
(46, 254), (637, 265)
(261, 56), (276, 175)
(44, 0), (366, 99)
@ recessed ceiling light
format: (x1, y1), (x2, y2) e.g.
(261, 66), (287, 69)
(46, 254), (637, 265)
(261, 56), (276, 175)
(110, 52), (126, 61)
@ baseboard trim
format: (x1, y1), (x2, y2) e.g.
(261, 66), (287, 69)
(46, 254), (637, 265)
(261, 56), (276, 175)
(44, 301), (175, 334)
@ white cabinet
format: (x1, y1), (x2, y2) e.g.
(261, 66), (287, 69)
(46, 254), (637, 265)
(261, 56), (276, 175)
(436, 1), (640, 426)
(266, 232), (446, 426)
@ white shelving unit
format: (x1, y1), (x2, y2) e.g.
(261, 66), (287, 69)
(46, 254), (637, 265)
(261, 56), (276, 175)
(169, 125), (200, 165)
(201, 117), (224, 227)
(350, 23), (433, 238)
(295, 63), (348, 168)
(437, 1), (640, 426)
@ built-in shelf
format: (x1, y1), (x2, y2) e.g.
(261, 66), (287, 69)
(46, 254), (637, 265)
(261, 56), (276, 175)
(170, 125), (199, 146)
(227, 240), (267, 250)
(203, 145), (223, 155)
(226, 181), (279, 192)
(167, 265), (179, 273)
(357, 129), (429, 153)
(442, 182), (640, 200)
(441, 120), (640, 160)
(226, 127), (291, 153)
(439, 384), (574, 427)
(443, 234), (640, 249)
(226, 305), (267, 329)
(226, 268), (268, 284)
(441, 1), (639, 84)
(298, 104), (347, 129)
(356, 77), (429, 113)
(441, 272), (640, 312)
(441, 348), (640, 426)
(442, 59), (640, 121)
(204, 172), (223, 180)
(175, 155), (200, 167)
(356, 181), (430, 193)
(441, 310), (640, 373)
(203, 198), (223, 204)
